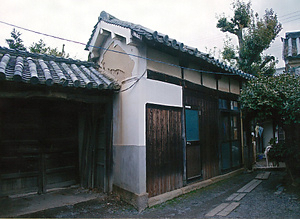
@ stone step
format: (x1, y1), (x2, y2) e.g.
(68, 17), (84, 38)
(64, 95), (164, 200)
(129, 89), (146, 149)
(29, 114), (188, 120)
(237, 179), (262, 193)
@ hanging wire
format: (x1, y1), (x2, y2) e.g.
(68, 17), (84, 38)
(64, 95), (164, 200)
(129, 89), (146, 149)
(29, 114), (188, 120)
(0, 20), (246, 78)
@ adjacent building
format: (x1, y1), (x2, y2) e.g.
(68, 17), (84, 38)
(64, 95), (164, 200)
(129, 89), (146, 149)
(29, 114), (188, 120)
(0, 46), (119, 197)
(85, 11), (254, 210)
(282, 31), (300, 75)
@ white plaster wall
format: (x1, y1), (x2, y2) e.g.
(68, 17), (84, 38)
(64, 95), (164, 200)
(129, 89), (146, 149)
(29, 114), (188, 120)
(202, 73), (217, 89)
(184, 68), (201, 84)
(112, 44), (182, 194)
(218, 77), (230, 92)
(112, 76), (182, 194)
(99, 38), (141, 79)
(112, 44), (182, 147)
(147, 48), (181, 78)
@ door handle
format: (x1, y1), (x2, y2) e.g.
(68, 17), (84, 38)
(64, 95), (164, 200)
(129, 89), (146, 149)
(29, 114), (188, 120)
(187, 142), (191, 145)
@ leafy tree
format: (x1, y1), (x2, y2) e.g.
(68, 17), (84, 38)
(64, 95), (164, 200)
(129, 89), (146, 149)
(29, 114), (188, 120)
(5, 29), (69, 58)
(29, 39), (48, 54)
(221, 35), (237, 66)
(240, 74), (300, 179)
(217, 0), (282, 76)
(5, 28), (26, 51)
(29, 39), (69, 58)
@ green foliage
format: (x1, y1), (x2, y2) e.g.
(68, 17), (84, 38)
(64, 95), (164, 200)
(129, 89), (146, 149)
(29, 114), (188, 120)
(216, 0), (251, 36)
(240, 74), (300, 124)
(241, 74), (300, 177)
(217, 0), (282, 76)
(29, 39), (48, 54)
(221, 36), (237, 66)
(5, 28), (26, 51)
(205, 46), (220, 59)
(5, 29), (69, 58)
(268, 137), (300, 176)
(29, 39), (69, 58)
(267, 139), (286, 163)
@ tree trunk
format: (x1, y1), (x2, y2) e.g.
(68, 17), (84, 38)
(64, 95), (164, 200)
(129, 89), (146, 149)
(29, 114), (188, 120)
(236, 28), (244, 67)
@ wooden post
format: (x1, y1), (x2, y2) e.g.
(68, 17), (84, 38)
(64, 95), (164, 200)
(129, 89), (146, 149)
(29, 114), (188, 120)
(243, 118), (253, 171)
(105, 100), (113, 193)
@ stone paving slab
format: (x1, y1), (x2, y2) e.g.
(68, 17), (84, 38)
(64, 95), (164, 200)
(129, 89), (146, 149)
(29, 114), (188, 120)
(255, 171), (271, 180)
(205, 203), (230, 217)
(237, 179), (262, 193)
(206, 202), (241, 217)
(217, 202), (240, 216)
(226, 193), (246, 201)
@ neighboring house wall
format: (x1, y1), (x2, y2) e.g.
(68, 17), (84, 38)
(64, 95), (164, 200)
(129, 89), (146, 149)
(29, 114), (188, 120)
(283, 31), (300, 75)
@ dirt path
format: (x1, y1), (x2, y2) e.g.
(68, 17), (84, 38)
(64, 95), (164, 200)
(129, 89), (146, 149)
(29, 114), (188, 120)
(19, 170), (300, 218)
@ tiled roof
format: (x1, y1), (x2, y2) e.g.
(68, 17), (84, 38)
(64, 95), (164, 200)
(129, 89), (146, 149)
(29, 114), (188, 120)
(0, 47), (120, 90)
(86, 11), (254, 80)
(282, 31), (300, 60)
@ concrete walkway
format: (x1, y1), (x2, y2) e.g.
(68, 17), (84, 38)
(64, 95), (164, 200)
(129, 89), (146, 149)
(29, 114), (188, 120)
(0, 187), (105, 218)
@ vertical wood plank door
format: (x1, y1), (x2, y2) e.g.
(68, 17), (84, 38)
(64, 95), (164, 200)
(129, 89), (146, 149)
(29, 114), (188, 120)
(184, 89), (219, 180)
(146, 104), (183, 197)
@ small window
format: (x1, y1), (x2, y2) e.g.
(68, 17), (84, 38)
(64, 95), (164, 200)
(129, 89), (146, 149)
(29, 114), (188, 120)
(230, 101), (239, 110)
(219, 99), (228, 109)
(231, 116), (238, 140)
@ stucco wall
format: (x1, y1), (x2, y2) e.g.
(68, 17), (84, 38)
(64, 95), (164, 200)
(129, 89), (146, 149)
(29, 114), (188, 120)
(230, 79), (240, 94)
(112, 74), (182, 194)
(113, 145), (146, 194)
(202, 73), (217, 89)
(184, 68), (201, 84)
(147, 48), (181, 78)
(101, 43), (134, 82)
(110, 42), (183, 195)
(218, 76), (230, 92)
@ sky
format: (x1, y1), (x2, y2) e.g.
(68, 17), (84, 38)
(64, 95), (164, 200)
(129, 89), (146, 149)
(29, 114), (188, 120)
(0, 0), (299, 68)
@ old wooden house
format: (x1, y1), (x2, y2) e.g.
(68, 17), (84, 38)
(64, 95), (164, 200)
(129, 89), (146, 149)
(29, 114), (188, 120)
(0, 47), (119, 197)
(85, 11), (254, 210)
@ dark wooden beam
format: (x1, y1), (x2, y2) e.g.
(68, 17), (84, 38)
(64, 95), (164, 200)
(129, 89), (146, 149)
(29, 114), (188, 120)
(0, 81), (113, 103)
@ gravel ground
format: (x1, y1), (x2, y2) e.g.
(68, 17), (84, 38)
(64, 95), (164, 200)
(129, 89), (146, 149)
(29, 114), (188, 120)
(22, 170), (300, 218)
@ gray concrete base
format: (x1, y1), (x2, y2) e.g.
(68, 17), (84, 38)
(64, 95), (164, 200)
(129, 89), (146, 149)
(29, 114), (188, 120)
(114, 168), (244, 211)
(148, 168), (244, 208)
(113, 185), (148, 212)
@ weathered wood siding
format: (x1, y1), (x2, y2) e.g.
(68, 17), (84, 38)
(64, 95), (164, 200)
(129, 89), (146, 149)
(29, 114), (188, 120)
(146, 104), (183, 197)
(79, 104), (109, 191)
(0, 99), (79, 196)
(184, 89), (219, 179)
(0, 98), (112, 196)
